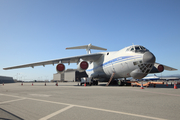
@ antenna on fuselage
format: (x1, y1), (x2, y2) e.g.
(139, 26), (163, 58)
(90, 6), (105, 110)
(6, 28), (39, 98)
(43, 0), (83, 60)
(66, 44), (107, 54)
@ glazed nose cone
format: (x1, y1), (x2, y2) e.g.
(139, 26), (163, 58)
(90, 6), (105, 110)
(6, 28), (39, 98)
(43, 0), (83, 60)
(143, 52), (156, 63)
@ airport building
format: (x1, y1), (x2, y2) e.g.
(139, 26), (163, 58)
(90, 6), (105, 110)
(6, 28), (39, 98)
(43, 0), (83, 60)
(0, 76), (15, 83)
(53, 69), (88, 82)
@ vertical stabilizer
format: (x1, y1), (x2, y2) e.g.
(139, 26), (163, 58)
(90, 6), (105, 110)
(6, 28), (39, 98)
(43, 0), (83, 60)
(66, 44), (107, 54)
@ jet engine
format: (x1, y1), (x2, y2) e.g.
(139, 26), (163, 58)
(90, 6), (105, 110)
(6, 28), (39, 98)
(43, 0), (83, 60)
(77, 61), (89, 72)
(149, 64), (164, 73)
(56, 63), (65, 73)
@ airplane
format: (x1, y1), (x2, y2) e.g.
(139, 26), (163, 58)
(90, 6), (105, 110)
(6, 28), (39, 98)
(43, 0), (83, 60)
(139, 74), (160, 81)
(3, 44), (177, 86)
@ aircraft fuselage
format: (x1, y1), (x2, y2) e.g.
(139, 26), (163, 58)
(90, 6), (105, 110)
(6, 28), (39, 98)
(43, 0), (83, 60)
(87, 47), (155, 79)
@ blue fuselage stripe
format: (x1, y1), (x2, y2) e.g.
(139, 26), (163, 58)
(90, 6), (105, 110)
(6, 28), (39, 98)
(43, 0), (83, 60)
(86, 55), (142, 72)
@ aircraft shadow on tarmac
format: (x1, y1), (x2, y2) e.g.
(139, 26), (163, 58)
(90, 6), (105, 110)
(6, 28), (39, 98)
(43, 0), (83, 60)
(0, 108), (24, 120)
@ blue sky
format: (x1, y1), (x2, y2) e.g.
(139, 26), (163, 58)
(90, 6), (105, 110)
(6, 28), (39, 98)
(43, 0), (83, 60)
(0, 0), (180, 81)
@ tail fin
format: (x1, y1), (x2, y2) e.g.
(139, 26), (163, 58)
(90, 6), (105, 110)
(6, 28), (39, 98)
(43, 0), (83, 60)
(66, 44), (107, 54)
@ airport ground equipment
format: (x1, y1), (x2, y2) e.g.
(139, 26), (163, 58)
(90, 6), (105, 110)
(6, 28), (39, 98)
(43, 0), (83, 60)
(80, 77), (98, 86)
(132, 81), (164, 87)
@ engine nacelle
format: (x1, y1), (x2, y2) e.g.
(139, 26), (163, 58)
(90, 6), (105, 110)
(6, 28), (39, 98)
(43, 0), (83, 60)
(56, 63), (65, 73)
(77, 61), (89, 72)
(149, 64), (164, 73)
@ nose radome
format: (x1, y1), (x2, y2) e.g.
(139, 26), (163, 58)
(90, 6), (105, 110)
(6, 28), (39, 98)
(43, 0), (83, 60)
(143, 52), (156, 63)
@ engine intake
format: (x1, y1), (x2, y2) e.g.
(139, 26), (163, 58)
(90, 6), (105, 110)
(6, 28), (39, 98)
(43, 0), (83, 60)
(56, 63), (65, 73)
(77, 61), (89, 72)
(149, 64), (164, 73)
(157, 65), (164, 72)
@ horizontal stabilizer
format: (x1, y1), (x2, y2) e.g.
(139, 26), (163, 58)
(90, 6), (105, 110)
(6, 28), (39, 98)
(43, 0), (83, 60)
(66, 44), (107, 54)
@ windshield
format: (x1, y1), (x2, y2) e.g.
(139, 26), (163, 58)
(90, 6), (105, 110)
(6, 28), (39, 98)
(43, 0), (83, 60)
(126, 45), (149, 53)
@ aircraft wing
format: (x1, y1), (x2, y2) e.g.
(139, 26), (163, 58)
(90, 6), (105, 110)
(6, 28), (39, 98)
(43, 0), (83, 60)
(155, 63), (177, 71)
(3, 53), (103, 70)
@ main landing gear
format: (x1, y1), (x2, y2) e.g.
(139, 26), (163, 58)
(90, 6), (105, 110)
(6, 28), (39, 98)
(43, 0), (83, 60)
(106, 73), (131, 86)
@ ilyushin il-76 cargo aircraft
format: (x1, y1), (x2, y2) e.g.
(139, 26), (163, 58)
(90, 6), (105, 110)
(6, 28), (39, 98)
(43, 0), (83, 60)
(3, 44), (177, 85)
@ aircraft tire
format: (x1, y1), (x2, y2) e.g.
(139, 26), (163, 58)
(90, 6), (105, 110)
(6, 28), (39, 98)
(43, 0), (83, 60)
(96, 81), (98, 85)
(93, 81), (96, 85)
(119, 81), (124, 86)
(126, 83), (131, 86)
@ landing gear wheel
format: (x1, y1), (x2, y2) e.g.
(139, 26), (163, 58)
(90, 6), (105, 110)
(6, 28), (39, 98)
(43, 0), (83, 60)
(126, 83), (131, 86)
(118, 81), (124, 86)
(94, 81), (98, 85)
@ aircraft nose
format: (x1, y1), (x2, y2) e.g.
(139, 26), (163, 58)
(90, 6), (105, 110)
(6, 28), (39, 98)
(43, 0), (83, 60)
(143, 52), (156, 63)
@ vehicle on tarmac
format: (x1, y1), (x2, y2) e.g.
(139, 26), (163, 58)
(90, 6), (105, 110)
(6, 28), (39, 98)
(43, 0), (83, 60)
(80, 77), (98, 86)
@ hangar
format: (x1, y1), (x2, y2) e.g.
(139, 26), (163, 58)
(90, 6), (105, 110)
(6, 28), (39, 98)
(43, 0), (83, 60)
(53, 69), (88, 82)
(0, 76), (15, 84)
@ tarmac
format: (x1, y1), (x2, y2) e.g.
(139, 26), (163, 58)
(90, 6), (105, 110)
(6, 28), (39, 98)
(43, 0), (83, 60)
(0, 82), (180, 120)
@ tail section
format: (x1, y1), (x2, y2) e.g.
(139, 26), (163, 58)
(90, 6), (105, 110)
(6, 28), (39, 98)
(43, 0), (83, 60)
(66, 44), (107, 54)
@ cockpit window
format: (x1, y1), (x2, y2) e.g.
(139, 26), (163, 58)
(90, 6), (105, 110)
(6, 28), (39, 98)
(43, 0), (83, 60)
(135, 46), (140, 51)
(139, 46), (143, 50)
(126, 45), (149, 53)
(141, 46), (147, 51)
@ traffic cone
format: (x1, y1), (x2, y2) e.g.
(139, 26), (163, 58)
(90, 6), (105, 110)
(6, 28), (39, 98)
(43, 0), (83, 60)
(141, 83), (144, 89)
(56, 82), (58, 86)
(174, 83), (177, 89)
(166, 82), (168, 86)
